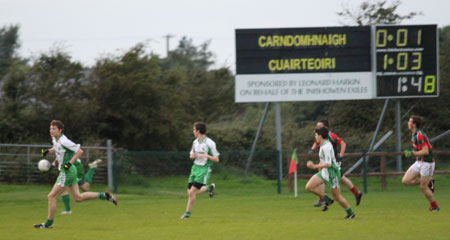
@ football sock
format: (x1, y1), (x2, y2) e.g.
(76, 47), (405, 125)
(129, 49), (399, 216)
(185, 212), (191, 217)
(351, 186), (359, 196)
(84, 167), (97, 184)
(431, 200), (438, 208)
(323, 195), (332, 204)
(345, 207), (354, 215)
(44, 218), (54, 227)
(62, 194), (71, 211)
(208, 185), (213, 192)
(319, 196), (323, 201)
(98, 192), (106, 200)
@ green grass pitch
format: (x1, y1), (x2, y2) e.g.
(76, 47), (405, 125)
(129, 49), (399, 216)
(1, 174), (449, 240)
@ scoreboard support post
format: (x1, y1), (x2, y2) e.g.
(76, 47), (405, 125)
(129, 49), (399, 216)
(395, 100), (402, 172)
(275, 103), (283, 194)
(245, 102), (270, 174)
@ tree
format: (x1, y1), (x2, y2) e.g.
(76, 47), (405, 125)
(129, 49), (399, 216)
(0, 62), (31, 142)
(26, 48), (89, 141)
(0, 25), (21, 78)
(337, 0), (421, 26)
(88, 43), (192, 150)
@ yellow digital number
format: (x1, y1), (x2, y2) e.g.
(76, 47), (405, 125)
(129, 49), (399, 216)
(376, 29), (387, 47)
(411, 52), (422, 70)
(383, 54), (388, 70)
(417, 29), (422, 46)
(424, 76), (436, 93)
(396, 29), (408, 47)
(397, 53), (408, 70)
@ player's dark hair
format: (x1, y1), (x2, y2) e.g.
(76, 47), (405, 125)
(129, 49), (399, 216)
(50, 120), (64, 132)
(315, 127), (328, 139)
(318, 120), (329, 128)
(410, 115), (422, 128)
(194, 122), (207, 134)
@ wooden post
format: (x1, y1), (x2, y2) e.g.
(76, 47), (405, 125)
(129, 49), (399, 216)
(380, 155), (387, 191)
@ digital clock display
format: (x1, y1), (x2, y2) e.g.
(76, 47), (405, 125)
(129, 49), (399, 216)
(375, 25), (438, 98)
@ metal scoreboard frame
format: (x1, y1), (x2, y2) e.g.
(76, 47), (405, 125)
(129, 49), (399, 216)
(235, 24), (439, 103)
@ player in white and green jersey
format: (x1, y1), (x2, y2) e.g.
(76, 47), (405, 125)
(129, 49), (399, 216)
(180, 122), (220, 219)
(59, 158), (103, 214)
(305, 127), (355, 219)
(34, 120), (117, 229)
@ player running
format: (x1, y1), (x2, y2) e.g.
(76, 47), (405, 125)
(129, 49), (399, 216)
(308, 120), (362, 208)
(305, 127), (355, 219)
(34, 120), (118, 229)
(58, 158), (103, 214)
(180, 122), (219, 219)
(402, 115), (439, 211)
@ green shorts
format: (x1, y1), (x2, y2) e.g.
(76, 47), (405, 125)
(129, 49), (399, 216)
(188, 164), (212, 185)
(56, 165), (78, 187)
(74, 161), (85, 182)
(317, 168), (341, 189)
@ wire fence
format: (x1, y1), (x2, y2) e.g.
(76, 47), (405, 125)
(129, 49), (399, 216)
(0, 143), (109, 184)
(2, 143), (449, 194)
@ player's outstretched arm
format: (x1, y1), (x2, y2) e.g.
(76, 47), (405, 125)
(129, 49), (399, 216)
(307, 160), (331, 170)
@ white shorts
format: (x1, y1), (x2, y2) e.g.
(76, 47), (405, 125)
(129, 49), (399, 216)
(408, 161), (435, 177)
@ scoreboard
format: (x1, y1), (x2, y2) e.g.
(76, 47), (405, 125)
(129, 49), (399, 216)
(235, 24), (439, 103)
(375, 25), (439, 98)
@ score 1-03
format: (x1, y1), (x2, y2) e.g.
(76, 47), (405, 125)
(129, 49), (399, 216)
(380, 51), (421, 71)
(397, 75), (436, 94)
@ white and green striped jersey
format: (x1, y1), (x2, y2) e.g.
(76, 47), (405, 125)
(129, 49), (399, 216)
(190, 136), (219, 167)
(319, 140), (340, 182)
(52, 134), (80, 171)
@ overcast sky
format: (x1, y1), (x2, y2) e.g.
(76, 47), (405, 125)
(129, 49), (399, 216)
(1, 0), (449, 71)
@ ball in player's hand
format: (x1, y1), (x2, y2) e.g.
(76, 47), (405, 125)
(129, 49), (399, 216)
(38, 159), (51, 172)
(306, 160), (314, 169)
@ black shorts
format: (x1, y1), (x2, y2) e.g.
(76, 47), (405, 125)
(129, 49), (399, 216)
(187, 182), (204, 190)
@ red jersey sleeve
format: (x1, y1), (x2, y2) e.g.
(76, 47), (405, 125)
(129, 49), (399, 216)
(329, 132), (343, 145)
(417, 131), (427, 148)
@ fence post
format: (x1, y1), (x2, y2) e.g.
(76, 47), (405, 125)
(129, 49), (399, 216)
(363, 151), (367, 194)
(113, 152), (118, 193)
(107, 139), (113, 192)
(27, 146), (31, 183)
(380, 155), (387, 191)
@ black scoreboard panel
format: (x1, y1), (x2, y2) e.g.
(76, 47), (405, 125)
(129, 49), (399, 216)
(236, 26), (371, 75)
(375, 25), (439, 98)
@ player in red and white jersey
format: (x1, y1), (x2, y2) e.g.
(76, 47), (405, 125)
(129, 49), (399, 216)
(402, 115), (439, 211)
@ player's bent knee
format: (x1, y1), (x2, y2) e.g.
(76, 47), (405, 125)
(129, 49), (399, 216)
(305, 183), (313, 192)
(47, 194), (55, 200)
(72, 194), (83, 202)
(419, 183), (429, 191)
(401, 177), (409, 185)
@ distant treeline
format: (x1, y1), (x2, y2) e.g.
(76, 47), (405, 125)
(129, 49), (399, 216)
(0, 25), (449, 153)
